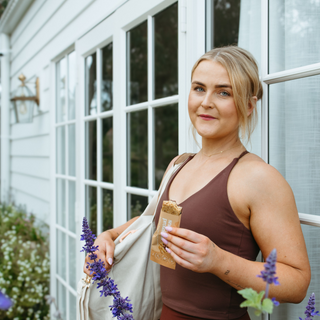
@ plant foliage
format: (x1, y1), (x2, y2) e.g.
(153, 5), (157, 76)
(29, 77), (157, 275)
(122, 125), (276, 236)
(0, 203), (50, 319)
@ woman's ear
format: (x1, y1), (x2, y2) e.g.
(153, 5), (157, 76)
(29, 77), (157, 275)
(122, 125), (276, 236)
(247, 96), (257, 116)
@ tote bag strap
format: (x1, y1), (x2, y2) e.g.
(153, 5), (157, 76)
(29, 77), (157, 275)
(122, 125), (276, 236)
(154, 153), (195, 216)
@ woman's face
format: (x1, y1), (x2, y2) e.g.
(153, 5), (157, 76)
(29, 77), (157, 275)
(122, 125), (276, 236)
(188, 60), (239, 140)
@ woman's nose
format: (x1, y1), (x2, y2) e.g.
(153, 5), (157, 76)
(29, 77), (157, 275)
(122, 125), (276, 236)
(201, 94), (214, 109)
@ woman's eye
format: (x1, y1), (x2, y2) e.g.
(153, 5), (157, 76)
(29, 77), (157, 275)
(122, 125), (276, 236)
(219, 91), (230, 97)
(195, 86), (204, 92)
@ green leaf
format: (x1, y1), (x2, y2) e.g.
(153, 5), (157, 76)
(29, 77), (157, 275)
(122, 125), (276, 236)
(262, 298), (274, 314)
(254, 309), (262, 316)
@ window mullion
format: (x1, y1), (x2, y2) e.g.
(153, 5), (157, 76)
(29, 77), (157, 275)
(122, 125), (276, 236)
(97, 48), (102, 234)
(148, 15), (154, 194)
(261, 0), (269, 166)
(261, 2), (269, 320)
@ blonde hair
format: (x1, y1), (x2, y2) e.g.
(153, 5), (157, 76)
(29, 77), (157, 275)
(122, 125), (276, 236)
(191, 46), (263, 143)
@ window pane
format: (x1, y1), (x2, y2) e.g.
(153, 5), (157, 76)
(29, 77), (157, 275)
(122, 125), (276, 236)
(56, 126), (65, 174)
(86, 186), (97, 235)
(56, 57), (66, 123)
(68, 181), (76, 233)
(269, 75), (320, 217)
(212, 0), (241, 48)
(102, 117), (113, 183)
(102, 189), (113, 231)
(68, 51), (76, 120)
(56, 178), (66, 227)
(154, 3), (178, 99)
(127, 21), (148, 105)
(154, 104), (178, 189)
(269, 0), (320, 73)
(69, 293), (77, 320)
(102, 43), (113, 112)
(56, 280), (66, 320)
(68, 236), (76, 289)
(85, 52), (97, 115)
(127, 194), (148, 220)
(206, 0), (261, 66)
(127, 110), (148, 188)
(272, 224), (320, 319)
(68, 124), (76, 177)
(85, 120), (97, 180)
(56, 230), (66, 280)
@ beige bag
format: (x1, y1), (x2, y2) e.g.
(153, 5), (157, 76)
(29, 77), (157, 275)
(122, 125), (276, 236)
(76, 155), (192, 320)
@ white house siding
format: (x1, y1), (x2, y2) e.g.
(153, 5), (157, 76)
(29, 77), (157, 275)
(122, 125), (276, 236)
(7, 0), (128, 225)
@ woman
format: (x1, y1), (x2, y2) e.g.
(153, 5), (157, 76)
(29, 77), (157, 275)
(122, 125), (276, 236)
(84, 46), (311, 320)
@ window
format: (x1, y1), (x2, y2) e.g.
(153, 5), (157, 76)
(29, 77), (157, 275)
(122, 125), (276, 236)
(84, 43), (114, 236)
(206, 1), (320, 319)
(126, 3), (178, 219)
(55, 51), (77, 320)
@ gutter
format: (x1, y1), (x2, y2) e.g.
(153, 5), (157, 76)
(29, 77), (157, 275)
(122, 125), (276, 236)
(0, 0), (34, 35)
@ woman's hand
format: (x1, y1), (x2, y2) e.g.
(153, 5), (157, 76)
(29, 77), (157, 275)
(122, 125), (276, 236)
(161, 226), (222, 274)
(83, 230), (115, 276)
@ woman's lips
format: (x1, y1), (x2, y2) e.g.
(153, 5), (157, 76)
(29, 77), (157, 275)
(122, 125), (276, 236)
(199, 114), (216, 121)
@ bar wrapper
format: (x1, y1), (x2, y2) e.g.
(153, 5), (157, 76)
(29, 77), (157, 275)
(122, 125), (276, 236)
(150, 200), (182, 269)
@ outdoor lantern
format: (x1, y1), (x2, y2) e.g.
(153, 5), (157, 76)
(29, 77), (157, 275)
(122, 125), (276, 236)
(10, 74), (40, 123)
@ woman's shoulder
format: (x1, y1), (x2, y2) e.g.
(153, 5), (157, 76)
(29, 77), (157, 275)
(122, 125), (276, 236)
(236, 152), (291, 193)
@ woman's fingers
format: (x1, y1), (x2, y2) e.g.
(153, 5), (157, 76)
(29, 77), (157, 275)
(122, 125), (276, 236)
(164, 226), (202, 243)
(105, 241), (115, 267)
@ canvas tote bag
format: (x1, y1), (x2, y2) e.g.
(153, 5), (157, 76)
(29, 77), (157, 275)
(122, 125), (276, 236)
(77, 154), (192, 320)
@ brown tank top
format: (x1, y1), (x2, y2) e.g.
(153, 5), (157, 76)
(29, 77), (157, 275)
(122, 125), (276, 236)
(155, 151), (259, 319)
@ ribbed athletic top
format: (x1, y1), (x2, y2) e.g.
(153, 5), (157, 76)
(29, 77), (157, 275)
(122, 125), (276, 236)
(155, 151), (260, 319)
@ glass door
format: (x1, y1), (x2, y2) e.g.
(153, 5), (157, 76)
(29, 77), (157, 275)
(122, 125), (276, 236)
(205, 0), (320, 319)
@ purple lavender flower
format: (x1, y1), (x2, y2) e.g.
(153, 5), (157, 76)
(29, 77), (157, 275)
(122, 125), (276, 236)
(299, 293), (320, 320)
(257, 249), (279, 286)
(0, 290), (13, 310)
(81, 217), (134, 320)
(257, 248), (279, 302)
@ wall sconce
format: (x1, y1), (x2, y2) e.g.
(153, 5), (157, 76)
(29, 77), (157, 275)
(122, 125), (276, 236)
(10, 74), (40, 123)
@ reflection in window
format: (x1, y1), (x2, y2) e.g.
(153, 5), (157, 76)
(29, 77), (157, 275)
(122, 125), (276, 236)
(86, 186), (97, 235)
(127, 110), (148, 188)
(269, 75), (320, 216)
(85, 120), (97, 180)
(57, 280), (67, 320)
(211, 0), (241, 48)
(102, 43), (113, 112)
(154, 3), (178, 99)
(154, 104), (178, 189)
(269, 0), (320, 73)
(68, 51), (76, 120)
(127, 194), (149, 220)
(102, 189), (113, 231)
(56, 126), (65, 174)
(85, 53), (97, 115)
(68, 236), (76, 289)
(68, 124), (76, 177)
(127, 21), (148, 105)
(56, 230), (66, 280)
(56, 57), (66, 123)
(68, 181), (76, 233)
(56, 178), (66, 227)
(102, 117), (113, 183)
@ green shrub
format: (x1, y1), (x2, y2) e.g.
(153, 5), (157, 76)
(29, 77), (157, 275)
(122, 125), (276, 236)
(0, 203), (50, 320)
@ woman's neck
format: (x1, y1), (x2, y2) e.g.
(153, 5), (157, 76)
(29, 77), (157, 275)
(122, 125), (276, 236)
(200, 135), (244, 157)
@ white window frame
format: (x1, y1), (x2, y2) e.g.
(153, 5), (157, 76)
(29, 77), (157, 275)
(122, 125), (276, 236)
(50, 46), (78, 320)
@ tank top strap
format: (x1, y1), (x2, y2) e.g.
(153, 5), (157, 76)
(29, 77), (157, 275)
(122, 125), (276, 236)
(222, 150), (249, 178)
(237, 150), (249, 160)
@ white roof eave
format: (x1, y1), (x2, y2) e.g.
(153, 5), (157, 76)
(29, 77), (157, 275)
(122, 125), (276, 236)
(0, 0), (35, 35)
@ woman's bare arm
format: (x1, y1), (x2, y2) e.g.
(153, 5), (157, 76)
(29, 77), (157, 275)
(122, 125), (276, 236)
(209, 161), (310, 303)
